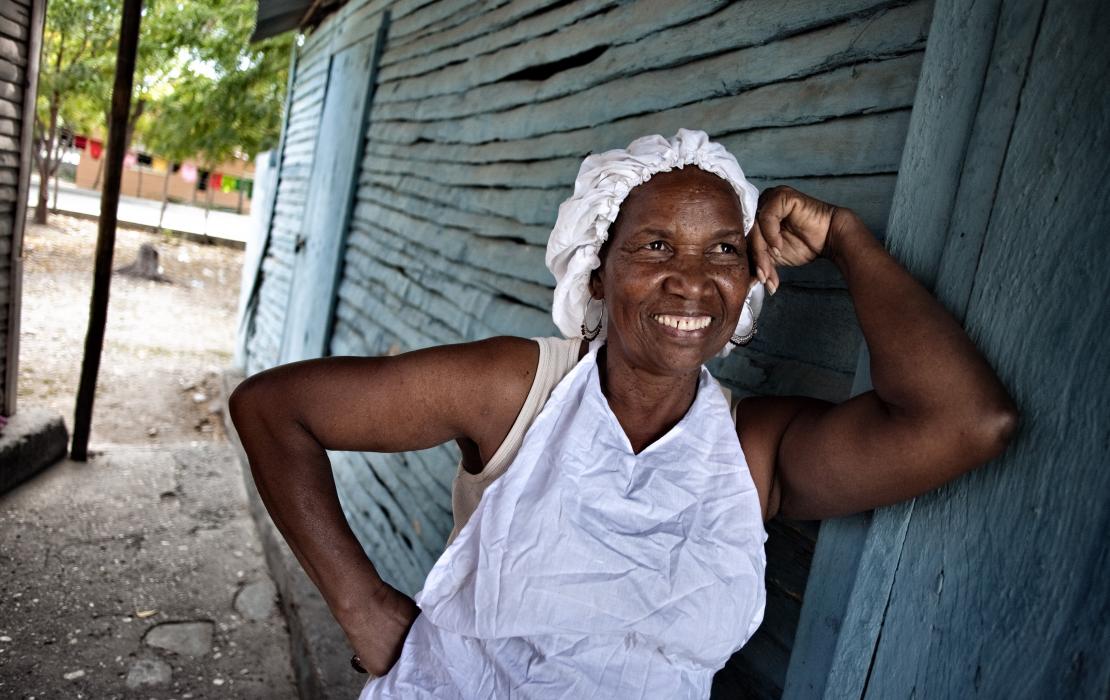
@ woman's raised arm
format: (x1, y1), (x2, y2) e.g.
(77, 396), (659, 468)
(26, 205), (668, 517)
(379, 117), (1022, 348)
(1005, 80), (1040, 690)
(227, 336), (538, 674)
(739, 187), (1018, 521)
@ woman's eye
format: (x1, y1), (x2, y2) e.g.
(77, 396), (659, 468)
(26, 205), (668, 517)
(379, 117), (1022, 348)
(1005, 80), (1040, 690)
(645, 240), (668, 251)
(712, 242), (739, 254)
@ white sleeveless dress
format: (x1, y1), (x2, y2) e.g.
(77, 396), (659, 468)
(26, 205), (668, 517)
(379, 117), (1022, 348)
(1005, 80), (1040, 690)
(360, 344), (767, 699)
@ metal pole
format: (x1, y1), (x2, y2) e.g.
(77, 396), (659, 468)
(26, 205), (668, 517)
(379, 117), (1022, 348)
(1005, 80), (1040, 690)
(71, 0), (144, 461)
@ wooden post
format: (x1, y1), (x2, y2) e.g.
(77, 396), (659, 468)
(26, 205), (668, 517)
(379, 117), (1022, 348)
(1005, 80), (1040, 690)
(71, 0), (144, 461)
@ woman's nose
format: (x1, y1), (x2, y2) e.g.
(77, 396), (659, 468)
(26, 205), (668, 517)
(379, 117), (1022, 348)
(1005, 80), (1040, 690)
(661, 253), (712, 298)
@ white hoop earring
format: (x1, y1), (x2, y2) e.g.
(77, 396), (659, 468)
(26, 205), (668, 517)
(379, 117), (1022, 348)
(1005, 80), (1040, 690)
(729, 299), (757, 346)
(581, 298), (604, 340)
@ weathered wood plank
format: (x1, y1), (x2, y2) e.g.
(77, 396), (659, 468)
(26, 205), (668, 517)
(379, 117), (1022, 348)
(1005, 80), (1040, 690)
(0, 2), (29, 25)
(347, 211), (554, 309)
(864, 1), (1110, 697)
(342, 240), (555, 340)
(387, 0), (502, 44)
(366, 54), (923, 165)
(362, 112), (911, 191)
(884, 0), (1002, 289)
(281, 31), (382, 363)
(333, 1), (390, 54)
(379, 0), (710, 88)
(349, 197), (552, 286)
(358, 166), (895, 234)
(0, 14), (27, 43)
(0, 39), (25, 70)
(0, 58), (23, 84)
(383, 0), (590, 67)
(369, 1), (930, 145)
(374, 0), (920, 110)
(932, 0), (1044, 318)
(357, 180), (551, 246)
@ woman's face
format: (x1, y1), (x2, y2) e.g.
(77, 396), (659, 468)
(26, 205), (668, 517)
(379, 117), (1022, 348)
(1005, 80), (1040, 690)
(591, 167), (752, 375)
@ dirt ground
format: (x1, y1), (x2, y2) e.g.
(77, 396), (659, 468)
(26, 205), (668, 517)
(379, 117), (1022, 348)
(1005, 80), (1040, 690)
(17, 215), (243, 446)
(3, 215), (299, 698)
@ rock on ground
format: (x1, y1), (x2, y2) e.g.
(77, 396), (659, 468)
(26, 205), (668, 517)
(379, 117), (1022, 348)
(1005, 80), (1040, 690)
(125, 657), (173, 688)
(235, 579), (278, 621)
(144, 621), (214, 657)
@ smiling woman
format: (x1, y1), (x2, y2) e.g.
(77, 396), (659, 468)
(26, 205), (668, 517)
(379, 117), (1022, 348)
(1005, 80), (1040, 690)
(228, 129), (1017, 699)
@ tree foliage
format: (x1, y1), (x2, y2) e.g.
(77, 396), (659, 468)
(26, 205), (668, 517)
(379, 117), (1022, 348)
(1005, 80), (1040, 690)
(32, 0), (293, 221)
(140, 1), (293, 166)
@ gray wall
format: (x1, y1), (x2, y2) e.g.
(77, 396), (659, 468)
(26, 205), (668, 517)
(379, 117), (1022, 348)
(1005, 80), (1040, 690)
(241, 1), (933, 696)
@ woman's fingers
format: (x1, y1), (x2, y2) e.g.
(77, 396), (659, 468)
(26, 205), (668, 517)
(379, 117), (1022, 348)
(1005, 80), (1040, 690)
(748, 219), (780, 294)
(748, 219), (768, 285)
(757, 188), (788, 254)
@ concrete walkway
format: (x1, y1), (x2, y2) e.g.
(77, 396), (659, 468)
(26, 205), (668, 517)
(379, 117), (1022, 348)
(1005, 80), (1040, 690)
(28, 179), (254, 247)
(0, 443), (298, 699)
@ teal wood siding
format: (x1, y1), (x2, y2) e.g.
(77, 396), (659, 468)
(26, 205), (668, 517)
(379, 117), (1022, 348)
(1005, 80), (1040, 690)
(245, 22), (337, 376)
(786, 0), (1110, 697)
(240, 1), (933, 696)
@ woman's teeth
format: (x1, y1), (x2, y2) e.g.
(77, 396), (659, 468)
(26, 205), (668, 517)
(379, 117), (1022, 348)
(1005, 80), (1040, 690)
(651, 314), (711, 331)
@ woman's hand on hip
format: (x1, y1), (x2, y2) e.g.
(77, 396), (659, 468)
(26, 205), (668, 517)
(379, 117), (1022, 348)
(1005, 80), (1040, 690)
(345, 583), (420, 677)
(748, 185), (847, 293)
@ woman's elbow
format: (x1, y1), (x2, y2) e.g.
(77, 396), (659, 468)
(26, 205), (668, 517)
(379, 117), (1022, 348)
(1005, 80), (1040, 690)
(228, 374), (278, 436)
(968, 395), (1020, 465)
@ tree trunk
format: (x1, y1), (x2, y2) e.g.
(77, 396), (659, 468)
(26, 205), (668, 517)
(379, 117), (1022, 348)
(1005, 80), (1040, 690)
(33, 151), (49, 224)
(203, 179), (213, 239)
(157, 166), (170, 231)
(92, 154), (105, 189)
(33, 102), (60, 224)
(51, 164), (60, 212)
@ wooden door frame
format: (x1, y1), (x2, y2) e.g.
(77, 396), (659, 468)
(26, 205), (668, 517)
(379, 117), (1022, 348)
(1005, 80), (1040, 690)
(784, 0), (1048, 695)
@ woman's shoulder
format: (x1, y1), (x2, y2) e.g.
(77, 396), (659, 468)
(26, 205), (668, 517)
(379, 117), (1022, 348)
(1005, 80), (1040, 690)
(447, 336), (581, 470)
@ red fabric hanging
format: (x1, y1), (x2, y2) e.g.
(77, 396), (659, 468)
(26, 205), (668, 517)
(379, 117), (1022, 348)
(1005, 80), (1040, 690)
(89, 140), (103, 159)
(74, 135), (88, 150)
(210, 173), (223, 189)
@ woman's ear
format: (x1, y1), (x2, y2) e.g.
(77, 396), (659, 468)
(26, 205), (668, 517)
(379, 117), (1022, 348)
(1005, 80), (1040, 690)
(588, 267), (604, 301)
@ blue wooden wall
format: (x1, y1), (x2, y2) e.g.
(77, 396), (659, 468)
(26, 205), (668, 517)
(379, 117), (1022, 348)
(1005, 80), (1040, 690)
(785, 0), (1110, 697)
(240, 1), (935, 696)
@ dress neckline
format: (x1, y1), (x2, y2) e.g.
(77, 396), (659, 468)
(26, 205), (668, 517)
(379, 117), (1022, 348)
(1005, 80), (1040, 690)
(585, 344), (709, 457)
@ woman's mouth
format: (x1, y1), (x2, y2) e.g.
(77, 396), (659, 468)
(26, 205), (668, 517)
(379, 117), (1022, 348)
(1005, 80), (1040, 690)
(650, 314), (712, 332)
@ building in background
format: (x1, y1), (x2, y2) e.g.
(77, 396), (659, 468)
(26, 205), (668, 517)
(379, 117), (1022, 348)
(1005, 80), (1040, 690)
(72, 146), (255, 214)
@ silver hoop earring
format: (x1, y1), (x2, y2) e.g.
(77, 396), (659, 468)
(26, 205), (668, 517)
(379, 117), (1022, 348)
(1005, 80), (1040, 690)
(729, 300), (757, 346)
(581, 298), (604, 341)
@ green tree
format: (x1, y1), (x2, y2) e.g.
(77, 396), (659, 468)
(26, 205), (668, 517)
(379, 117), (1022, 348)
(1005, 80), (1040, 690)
(32, 0), (118, 223)
(140, 1), (293, 224)
(34, 0), (292, 224)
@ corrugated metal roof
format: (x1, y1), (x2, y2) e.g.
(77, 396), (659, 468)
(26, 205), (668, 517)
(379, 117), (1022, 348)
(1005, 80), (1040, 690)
(250, 0), (311, 42)
(251, 0), (344, 42)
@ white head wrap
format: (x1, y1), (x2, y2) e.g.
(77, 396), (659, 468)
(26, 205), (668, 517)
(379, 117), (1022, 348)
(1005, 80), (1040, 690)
(545, 128), (765, 357)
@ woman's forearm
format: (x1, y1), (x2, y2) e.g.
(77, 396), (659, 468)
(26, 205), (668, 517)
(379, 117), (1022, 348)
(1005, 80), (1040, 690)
(827, 208), (1018, 459)
(228, 378), (398, 629)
